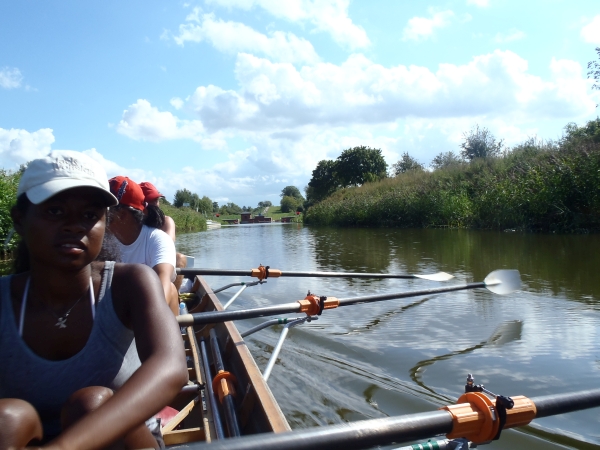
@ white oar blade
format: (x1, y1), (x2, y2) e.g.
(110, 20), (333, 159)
(484, 270), (521, 295)
(414, 272), (454, 282)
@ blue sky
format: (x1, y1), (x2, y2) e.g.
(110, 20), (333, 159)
(1, 0), (599, 207)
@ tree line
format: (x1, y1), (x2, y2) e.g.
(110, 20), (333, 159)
(174, 185), (304, 217)
(304, 117), (600, 232)
(305, 124), (508, 208)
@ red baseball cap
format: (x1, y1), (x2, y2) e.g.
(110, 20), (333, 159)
(139, 181), (165, 202)
(108, 176), (146, 211)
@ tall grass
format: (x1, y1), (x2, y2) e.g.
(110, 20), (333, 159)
(161, 204), (207, 233)
(305, 136), (600, 233)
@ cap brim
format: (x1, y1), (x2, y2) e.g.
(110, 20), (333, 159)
(26, 179), (119, 206)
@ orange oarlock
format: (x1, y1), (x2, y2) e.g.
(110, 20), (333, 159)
(250, 265), (282, 281)
(440, 392), (536, 444)
(297, 294), (339, 316)
(212, 371), (237, 404)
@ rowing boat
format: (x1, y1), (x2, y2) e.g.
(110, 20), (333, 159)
(165, 270), (600, 449)
(161, 275), (289, 447)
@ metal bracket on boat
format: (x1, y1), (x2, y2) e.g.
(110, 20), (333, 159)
(241, 316), (319, 338)
(262, 316), (318, 382)
(464, 373), (514, 440)
(213, 280), (267, 310)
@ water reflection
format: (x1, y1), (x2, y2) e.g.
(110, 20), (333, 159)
(307, 227), (600, 305)
(409, 320), (523, 401)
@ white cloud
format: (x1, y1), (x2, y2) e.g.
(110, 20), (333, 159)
(114, 50), (596, 205)
(0, 67), (23, 89)
(402, 10), (455, 42)
(0, 128), (55, 168)
(173, 12), (319, 64)
(580, 15), (600, 44)
(494, 29), (526, 43)
(466, 0), (489, 7)
(205, 0), (370, 49)
(116, 99), (207, 143)
(178, 51), (594, 134)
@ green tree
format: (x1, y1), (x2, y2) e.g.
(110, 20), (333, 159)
(430, 151), (463, 170)
(562, 118), (600, 145)
(212, 201), (219, 212)
(588, 46), (600, 107)
(174, 188), (194, 207)
(280, 186), (304, 200)
(392, 152), (424, 175)
(280, 196), (301, 213)
(335, 146), (388, 187)
(0, 168), (23, 254)
(197, 195), (213, 215)
(219, 202), (242, 215)
(460, 125), (504, 161)
(306, 159), (339, 204)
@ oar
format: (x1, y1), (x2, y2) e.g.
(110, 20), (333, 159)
(169, 388), (600, 450)
(177, 266), (454, 281)
(177, 270), (521, 326)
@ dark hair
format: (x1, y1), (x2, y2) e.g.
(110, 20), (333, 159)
(109, 205), (144, 226)
(11, 194), (32, 274)
(144, 204), (165, 229)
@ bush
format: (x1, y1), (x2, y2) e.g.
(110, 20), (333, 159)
(305, 120), (600, 233)
(0, 168), (22, 258)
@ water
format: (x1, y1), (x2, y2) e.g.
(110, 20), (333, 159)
(177, 225), (600, 449)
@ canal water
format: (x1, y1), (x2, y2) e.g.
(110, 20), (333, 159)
(176, 225), (600, 449)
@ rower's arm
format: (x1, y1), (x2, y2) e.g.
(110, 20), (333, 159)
(153, 262), (179, 315)
(162, 215), (176, 242)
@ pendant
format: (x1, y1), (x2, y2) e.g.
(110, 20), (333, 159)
(55, 316), (68, 329)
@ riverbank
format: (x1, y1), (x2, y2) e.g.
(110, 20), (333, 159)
(305, 120), (600, 233)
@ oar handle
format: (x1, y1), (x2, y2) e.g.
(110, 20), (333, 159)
(177, 303), (302, 326)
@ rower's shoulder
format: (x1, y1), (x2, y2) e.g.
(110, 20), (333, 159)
(110, 261), (156, 281)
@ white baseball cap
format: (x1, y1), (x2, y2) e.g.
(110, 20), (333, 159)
(17, 150), (118, 206)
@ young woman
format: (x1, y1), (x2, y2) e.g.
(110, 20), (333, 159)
(107, 177), (179, 315)
(0, 151), (188, 449)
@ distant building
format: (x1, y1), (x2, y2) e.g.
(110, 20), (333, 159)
(240, 212), (272, 224)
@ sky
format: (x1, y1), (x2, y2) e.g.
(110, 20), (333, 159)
(1, 0), (599, 208)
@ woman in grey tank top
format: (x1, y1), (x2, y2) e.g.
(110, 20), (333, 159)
(0, 151), (188, 449)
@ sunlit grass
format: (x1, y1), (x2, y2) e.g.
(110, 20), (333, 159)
(305, 138), (600, 233)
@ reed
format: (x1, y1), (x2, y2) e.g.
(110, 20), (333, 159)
(162, 204), (207, 233)
(305, 129), (600, 233)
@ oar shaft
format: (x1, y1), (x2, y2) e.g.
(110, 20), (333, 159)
(338, 282), (485, 306)
(163, 389), (600, 450)
(179, 268), (252, 277)
(269, 271), (420, 279)
(178, 410), (453, 450)
(177, 283), (488, 326)
(177, 268), (444, 279)
(534, 388), (600, 418)
(178, 302), (302, 326)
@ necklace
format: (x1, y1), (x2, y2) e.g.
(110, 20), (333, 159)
(19, 277), (94, 332)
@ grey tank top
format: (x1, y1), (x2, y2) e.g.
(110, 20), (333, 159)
(0, 261), (141, 438)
